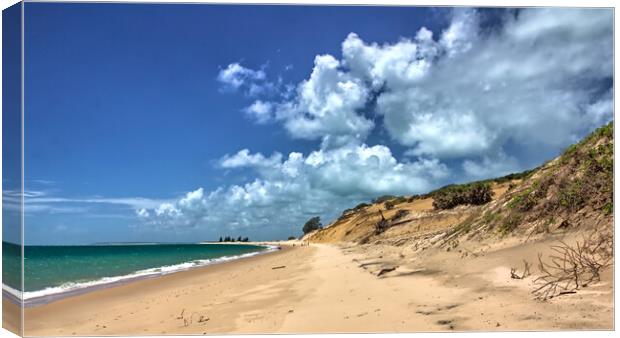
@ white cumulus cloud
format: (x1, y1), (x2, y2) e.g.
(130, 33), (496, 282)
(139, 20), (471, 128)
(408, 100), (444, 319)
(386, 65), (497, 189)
(139, 8), (612, 235)
(137, 144), (449, 231)
(240, 8), (612, 165)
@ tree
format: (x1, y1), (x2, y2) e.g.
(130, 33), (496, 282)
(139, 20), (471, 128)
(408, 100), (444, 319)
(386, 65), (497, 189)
(219, 236), (223, 242)
(302, 216), (322, 234)
(288, 236), (297, 240)
(242, 237), (249, 242)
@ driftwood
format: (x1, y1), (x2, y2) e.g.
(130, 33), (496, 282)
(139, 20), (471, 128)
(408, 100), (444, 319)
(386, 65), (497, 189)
(271, 265), (286, 270)
(376, 266), (398, 277)
(532, 230), (613, 300)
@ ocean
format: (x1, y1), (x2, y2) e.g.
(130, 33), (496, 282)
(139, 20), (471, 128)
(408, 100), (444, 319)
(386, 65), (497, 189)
(2, 241), (274, 305)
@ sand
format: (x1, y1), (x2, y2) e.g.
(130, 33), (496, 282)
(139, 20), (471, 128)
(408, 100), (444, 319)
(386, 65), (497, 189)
(3, 297), (21, 335)
(15, 239), (613, 336)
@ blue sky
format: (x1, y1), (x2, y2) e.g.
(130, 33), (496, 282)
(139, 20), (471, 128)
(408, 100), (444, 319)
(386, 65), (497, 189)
(8, 4), (612, 245)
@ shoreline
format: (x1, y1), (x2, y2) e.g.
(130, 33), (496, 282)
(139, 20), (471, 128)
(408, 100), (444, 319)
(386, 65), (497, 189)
(21, 243), (300, 336)
(4, 243), (281, 308)
(13, 240), (613, 335)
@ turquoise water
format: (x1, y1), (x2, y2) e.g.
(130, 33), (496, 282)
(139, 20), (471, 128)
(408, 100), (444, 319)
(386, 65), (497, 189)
(2, 242), (270, 301)
(2, 242), (21, 293)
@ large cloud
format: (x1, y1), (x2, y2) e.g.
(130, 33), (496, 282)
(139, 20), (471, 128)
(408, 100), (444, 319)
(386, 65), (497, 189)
(138, 8), (612, 235)
(137, 145), (448, 231)
(347, 8), (612, 161)
(239, 8), (612, 161)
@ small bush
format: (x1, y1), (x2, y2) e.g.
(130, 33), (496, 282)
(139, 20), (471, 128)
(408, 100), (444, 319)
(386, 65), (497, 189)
(432, 182), (494, 210)
(341, 202), (371, 218)
(456, 222), (472, 234)
(372, 195), (397, 204)
(393, 196), (408, 205)
(482, 211), (500, 226)
(558, 179), (585, 212)
(499, 213), (522, 235)
(492, 169), (537, 184)
(355, 202), (371, 210)
(508, 188), (538, 212)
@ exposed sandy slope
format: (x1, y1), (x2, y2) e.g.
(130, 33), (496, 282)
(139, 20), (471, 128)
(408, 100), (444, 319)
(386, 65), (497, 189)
(310, 182), (512, 244)
(21, 237), (612, 336)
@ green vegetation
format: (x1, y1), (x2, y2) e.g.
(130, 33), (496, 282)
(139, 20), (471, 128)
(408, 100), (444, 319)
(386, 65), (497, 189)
(455, 222), (472, 234)
(358, 160), (538, 215)
(482, 210), (500, 225)
(490, 169), (538, 184)
(497, 121), (613, 236)
(372, 195), (397, 204)
(558, 178), (584, 212)
(346, 122), (612, 240)
(561, 121), (613, 161)
(354, 202), (371, 210)
(392, 196), (409, 205)
(555, 122), (613, 213)
(499, 213), (522, 235)
(287, 236), (297, 240)
(507, 187), (534, 210)
(432, 182), (494, 210)
(508, 178), (551, 212)
(341, 202), (371, 217)
(427, 169), (536, 199)
(302, 216), (323, 234)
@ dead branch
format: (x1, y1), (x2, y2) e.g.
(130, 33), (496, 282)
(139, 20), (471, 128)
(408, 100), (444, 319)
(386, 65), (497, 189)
(532, 229), (613, 300)
(510, 260), (531, 279)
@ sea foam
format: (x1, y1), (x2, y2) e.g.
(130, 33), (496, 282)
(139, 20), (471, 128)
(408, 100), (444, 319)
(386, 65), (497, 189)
(3, 245), (279, 306)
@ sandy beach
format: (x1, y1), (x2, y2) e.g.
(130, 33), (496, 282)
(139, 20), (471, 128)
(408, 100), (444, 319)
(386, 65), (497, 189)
(14, 237), (612, 336)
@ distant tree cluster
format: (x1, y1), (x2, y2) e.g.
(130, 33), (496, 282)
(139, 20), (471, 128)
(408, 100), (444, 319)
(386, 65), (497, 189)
(218, 236), (249, 243)
(432, 182), (494, 210)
